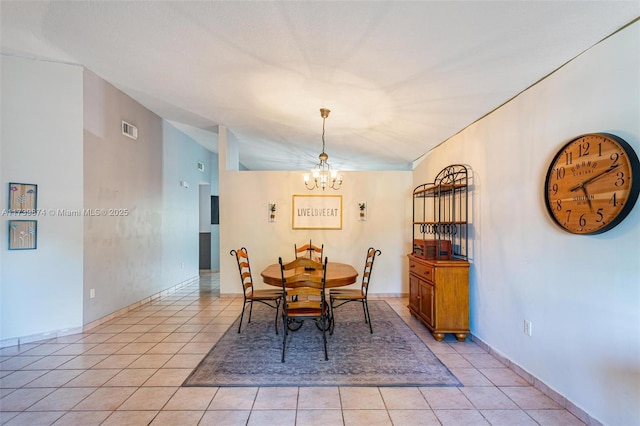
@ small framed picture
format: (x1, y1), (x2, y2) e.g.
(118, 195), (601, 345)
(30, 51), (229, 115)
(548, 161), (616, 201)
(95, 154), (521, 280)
(8, 220), (37, 250)
(8, 182), (38, 212)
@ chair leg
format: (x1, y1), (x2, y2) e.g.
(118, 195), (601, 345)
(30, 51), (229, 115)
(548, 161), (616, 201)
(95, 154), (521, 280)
(274, 300), (280, 335)
(322, 315), (328, 361)
(281, 311), (288, 363)
(364, 300), (373, 334)
(329, 298), (335, 335)
(238, 303), (247, 333)
(248, 300), (254, 323)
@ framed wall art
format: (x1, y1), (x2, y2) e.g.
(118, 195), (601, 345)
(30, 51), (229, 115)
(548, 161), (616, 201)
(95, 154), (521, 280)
(8, 220), (37, 250)
(8, 182), (37, 212)
(292, 195), (342, 230)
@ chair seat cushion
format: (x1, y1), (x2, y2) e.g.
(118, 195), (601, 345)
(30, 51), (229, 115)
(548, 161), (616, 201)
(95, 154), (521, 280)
(286, 308), (324, 317)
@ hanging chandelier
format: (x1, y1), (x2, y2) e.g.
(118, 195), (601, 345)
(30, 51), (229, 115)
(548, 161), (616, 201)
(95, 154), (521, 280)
(304, 108), (343, 191)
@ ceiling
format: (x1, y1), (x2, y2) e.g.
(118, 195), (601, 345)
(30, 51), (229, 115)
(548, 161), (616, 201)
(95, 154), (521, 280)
(1, 1), (638, 171)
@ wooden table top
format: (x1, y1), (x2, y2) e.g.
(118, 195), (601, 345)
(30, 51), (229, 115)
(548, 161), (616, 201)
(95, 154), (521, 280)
(260, 261), (359, 288)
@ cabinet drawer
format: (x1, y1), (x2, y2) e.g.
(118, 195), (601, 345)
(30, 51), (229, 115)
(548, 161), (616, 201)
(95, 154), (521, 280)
(409, 261), (435, 282)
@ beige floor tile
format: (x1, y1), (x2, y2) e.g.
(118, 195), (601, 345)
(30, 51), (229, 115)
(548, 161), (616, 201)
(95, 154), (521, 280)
(49, 343), (97, 356)
(134, 332), (171, 343)
(23, 355), (75, 370)
(76, 334), (116, 344)
(200, 410), (250, 425)
(298, 386), (341, 409)
(460, 386), (518, 409)
(339, 387), (385, 410)
(462, 353), (507, 369)
(104, 369), (157, 386)
(296, 409), (344, 426)
(92, 354), (141, 369)
(124, 324), (158, 333)
(480, 368), (530, 386)
(526, 409), (586, 425)
(0, 387), (55, 411)
(480, 409), (538, 425)
(64, 369), (120, 387)
(162, 354), (205, 369)
(82, 342), (127, 355)
(501, 386), (562, 409)
(161, 332), (197, 343)
(0, 356), (43, 370)
(387, 409), (440, 426)
(449, 368), (493, 386)
(27, 387), (95, 411)
(20, 344), (69, 356)
(208, 387), (258, 410)
(379, 387), (429, 409)
(2, 410), (63, 425)
(149, 410), (204, 425)
(435, 353), (474, 369)
(57, 355), (108, 370)
(419, 387), (474, 410)
(50, 410), (111, 425)
(433, 409), (490, 425)
(163, 387), (217, 410)
(115, 342), (157, 355)
(118, 386), (178, 410)
(253, 387), (298, 410)
(72, 387), (137, 411)
(143, 368), (192, 386)
(147, 342), (187, 354)
(24, 369), (84, 388)
(343, 409), (392, 426)
(0, 370), (47, 388)
(247, 409), (296, 426)
(127, 354), (172, 369)
(101, 410), (158, 426)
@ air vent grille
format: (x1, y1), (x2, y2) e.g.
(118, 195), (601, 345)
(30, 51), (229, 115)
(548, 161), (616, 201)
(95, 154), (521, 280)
(122, 121), (138, 140)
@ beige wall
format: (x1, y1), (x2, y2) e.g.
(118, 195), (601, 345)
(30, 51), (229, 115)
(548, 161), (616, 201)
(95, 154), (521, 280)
(219, 169), (412, 296)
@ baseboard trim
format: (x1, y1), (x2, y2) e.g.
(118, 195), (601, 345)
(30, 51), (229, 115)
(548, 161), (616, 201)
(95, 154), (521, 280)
(0, 276), (200, 349)
(470, 334), (602, 426)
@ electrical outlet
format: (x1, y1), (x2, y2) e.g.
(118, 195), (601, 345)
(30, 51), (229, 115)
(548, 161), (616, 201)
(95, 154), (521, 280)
(524, 320), (532, 336)
(90, 289), (95, 299)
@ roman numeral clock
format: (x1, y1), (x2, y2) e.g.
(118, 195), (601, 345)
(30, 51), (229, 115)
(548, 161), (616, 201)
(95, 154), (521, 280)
(544, 133), (640, 234)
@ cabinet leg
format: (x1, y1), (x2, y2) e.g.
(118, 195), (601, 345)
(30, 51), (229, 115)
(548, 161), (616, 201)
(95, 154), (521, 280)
(432, 332), (444, 341)
(455, 333), (467, 342)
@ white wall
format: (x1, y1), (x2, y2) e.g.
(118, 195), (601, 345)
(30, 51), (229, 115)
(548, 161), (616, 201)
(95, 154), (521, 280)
(219, 169), (412, 297)
(0, 55), (84, 341)
(414, 22), (639, 425)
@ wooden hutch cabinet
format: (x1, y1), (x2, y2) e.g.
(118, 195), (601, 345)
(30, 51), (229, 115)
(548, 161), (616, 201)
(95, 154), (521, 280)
(409, 165), (470, 342)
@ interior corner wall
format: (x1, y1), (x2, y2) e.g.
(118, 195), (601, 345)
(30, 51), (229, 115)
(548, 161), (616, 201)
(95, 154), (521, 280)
(161, 120), (212, 283)
(0, 55), (84, 341)
(219, 169), (413, 297)
(413, 22), (639, 425)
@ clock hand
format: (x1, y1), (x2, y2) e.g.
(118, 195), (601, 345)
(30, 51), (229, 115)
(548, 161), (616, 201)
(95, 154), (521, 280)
(582, 186), (594, 213)
(569, 164), (620, 192)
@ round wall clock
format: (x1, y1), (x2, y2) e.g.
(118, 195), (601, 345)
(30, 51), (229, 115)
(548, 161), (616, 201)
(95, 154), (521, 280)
(544, 133), (640, 234)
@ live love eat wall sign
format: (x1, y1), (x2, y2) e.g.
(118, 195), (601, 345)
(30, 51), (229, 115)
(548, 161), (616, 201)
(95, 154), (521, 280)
(292, 195), (342, 230)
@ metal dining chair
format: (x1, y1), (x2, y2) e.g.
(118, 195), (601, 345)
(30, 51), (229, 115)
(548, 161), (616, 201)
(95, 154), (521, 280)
(230, 247), (282, 334)
(329, 247), (381, 334)
(294, 239), (324, 262)
(279, 256), (329, 362)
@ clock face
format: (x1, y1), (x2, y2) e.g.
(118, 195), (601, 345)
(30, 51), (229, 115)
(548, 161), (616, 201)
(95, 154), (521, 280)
(544, 133), (640, 235)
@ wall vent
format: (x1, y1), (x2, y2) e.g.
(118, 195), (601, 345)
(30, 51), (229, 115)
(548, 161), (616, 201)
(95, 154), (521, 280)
(121, 121), (138, 140)
(197, 162), (205, 172)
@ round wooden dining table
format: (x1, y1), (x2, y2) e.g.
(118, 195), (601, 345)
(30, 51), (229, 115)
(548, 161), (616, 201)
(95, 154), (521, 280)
(260, 261), (359, 288)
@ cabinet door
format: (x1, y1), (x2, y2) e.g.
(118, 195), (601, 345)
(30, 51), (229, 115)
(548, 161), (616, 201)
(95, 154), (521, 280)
(409, 275), (420, 312)
(419, 281), (435, 327)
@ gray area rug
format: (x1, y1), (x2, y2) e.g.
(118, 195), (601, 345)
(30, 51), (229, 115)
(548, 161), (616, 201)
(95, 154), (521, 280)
(183, 300), (461, 387)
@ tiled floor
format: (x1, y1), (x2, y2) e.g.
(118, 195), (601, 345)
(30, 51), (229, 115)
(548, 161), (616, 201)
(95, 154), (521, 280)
(0, 272), (585, 425)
